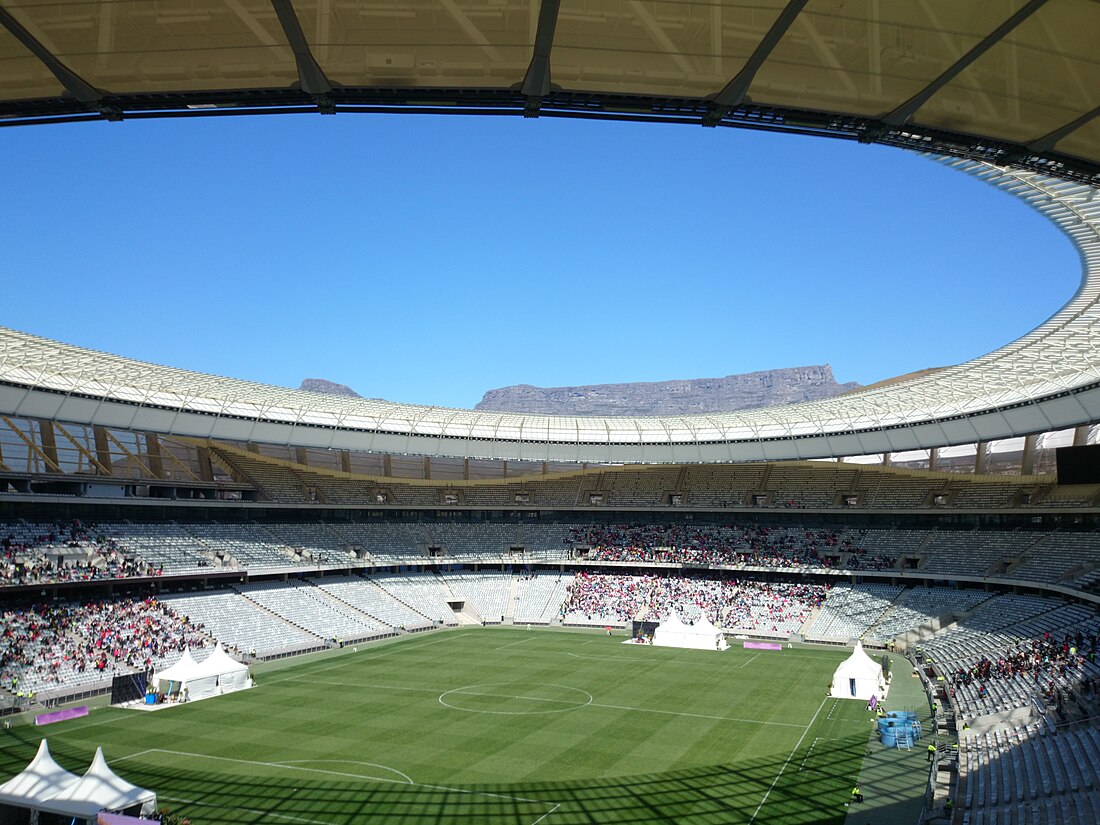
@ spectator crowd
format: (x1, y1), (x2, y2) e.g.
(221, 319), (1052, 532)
(1, 597), (207, 696)
(2, 520), (161, 587)
(570, 524), (895, 571)
(560, 572), (827, 634)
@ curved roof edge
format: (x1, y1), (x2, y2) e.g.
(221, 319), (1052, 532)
(2, 158), (1099, 463)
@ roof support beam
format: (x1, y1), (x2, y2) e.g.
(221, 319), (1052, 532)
(629, 1), (693, 77)
(1, 417), (60, 473)
(270, 0), (335, 113)
(884, 0), (1050, 126)
(704, 0), (809, 126)
(0, 5), (119, 120)
(52, 422), (112, 476)
(521, 0), (562, 117)
(101, 428), (156, 480)
(440, 0), (503, 63)
(1028, 104), (1100, 153)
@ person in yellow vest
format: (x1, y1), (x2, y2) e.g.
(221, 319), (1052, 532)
(927, 742), (937, 762)
(850, 786), (864, 803)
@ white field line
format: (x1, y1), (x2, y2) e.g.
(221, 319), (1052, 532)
(134, 748), (554, 807)
(748, 698), (831, 824)
(280, 679), (441, 692)
(270, 677), (800, 730)
(272, 760), (414, 784)
(529, 802), (561, 825)
(495, 635), (540, 651)
(158, 794), (332, 825)
(565, 652), (649, 663)
(797, 737), (821, 772)
(116, 748), (413, 784)
(590, 702), (804, 728)
(261, 632), (473, 687)
(565, 650), (764, 668)
(443, 688), (587, 705)
(112, 748), (154, 763)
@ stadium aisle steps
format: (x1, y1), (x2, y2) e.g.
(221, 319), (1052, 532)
(232, 585), (325, 642)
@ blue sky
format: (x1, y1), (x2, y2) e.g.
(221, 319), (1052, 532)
(1, 113), (1080, 409)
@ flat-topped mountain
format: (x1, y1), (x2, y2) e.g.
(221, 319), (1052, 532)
(474, 365), (860, 416)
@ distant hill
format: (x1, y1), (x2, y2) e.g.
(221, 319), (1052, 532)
(475, 366), (861, 416)
(298, 378), (362, 398)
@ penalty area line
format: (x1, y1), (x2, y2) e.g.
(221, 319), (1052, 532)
(590, 701), (805, 728)
(495, 635), (541, 651)
(529, 802), (561, 825)
(159, 794), (331, 825)
(748, 697), (830, 824)
(140, 748), (558, 809)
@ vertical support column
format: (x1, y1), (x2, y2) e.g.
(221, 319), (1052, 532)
(541, 462), (548, 475)
(928, 447), (939, 472)
(881, 452), (891, 467)
(1073, 425), (1090, 446)
(503, 461), (509, 479)
(247, 442), (261, 454)
(974, 442), (990, 475)
(295, 447), (309, 466)
(423, 456), (431, 480)
(383, 454), (392, 477)
(340, 450), (352, 474)
(197, 447), (215, 482)
(93, 426), (112, 475)
(463, 458), (469, 480)
(1020, 434), (1039, 476)
(145, 433), (165, 479)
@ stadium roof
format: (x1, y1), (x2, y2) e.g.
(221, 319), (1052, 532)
(3, 3), (1100, 463)
(1, 1), (1099, 183)
(1, 156), (1099, 463)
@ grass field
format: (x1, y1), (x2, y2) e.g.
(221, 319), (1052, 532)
(0, 629), (879, 824)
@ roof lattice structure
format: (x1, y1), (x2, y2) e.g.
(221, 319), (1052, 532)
(0, 1), (1098, 182)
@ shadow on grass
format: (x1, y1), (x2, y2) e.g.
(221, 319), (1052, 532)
(0, 727), (931, 825)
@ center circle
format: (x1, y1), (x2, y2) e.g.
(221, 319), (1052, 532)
(438, 683), (594, 715)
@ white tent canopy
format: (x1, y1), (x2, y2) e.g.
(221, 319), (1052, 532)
(154, 647), (217, 699)
(0, 739), (79, 808)
(0, 742), (155, 824)
(653, 614), (728, 652)
(194, 643), (249, 693)
(37, 747), (156, 820)
(830, 642), (886, 701)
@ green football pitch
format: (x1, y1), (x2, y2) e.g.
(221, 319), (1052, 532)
(0, 628), (880, 824)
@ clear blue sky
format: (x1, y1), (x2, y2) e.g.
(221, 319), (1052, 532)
(1, 113), (1080, 409)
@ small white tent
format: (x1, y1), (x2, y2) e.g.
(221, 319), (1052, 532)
(37, 747), (156, 821)
(653, 614), (728, 651)
(830, 641), (886, 701)
(154, 647), (217, 699)
(0, 739), (79, 809)
(194, 643), (250, 693)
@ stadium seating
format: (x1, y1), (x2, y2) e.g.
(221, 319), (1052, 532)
(234, 581), (388, 643)
(157, 590), (323, 658)
(513, 572), (570, 624)
(805, 584), (904, 640)
(958, 724), (1100, 824)
(312, 575), (436, 631)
